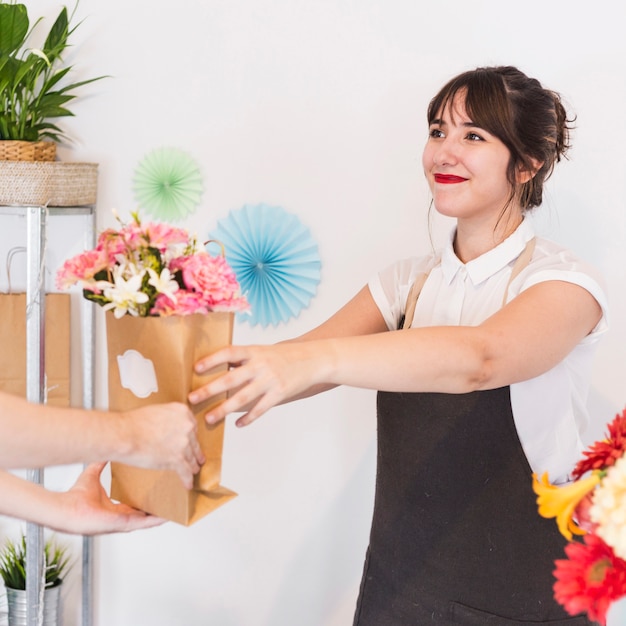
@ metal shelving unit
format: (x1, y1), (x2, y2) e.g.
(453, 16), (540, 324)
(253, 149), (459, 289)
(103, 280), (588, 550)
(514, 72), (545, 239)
(0, 204), (96, 626)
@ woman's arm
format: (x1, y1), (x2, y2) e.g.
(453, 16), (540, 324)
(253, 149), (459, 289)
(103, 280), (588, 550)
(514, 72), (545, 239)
(189, 280), (602, 426)
(0, 465), (164, 534)
(0, 392), (204, 489)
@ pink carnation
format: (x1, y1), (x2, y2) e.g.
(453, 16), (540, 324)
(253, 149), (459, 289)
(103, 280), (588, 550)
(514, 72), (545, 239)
(174, 253), (243, 306)
(151, 291), (209, 316)
(95, 229), (132, 264)
(56, 248), (108, 289)
(140, 222), (190, 251)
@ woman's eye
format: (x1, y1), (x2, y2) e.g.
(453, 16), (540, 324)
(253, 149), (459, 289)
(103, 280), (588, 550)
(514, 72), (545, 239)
(466, 132), (484, 142)
(429, 128), (444, 139)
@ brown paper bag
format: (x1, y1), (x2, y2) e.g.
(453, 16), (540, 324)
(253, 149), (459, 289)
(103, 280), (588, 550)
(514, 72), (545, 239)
(106, 311), (237, 526)
(0, 293), (71, 406)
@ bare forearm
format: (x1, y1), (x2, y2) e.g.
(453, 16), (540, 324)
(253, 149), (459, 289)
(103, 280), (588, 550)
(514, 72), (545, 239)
(0, 470), (68, 529)
(195, 327), (489, 427)
(0, 466), (165, 534)
(0, 391), (131, 469)
(321, 327), (490, 393)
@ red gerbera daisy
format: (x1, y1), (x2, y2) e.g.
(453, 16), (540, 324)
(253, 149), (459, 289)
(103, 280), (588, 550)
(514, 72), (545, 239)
(553, 533), (626, 625)
(573, 409), (626, 479)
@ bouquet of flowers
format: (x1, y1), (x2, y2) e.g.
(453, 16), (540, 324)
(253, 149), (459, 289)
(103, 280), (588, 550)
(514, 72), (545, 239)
(56, 211), (248, 524)
(533, 409), (626, 625)
(56, 211), (249, 317)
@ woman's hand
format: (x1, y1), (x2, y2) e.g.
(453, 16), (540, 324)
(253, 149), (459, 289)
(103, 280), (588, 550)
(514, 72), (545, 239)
(117, 403), (205, 489)
(188, 342), (332, 427)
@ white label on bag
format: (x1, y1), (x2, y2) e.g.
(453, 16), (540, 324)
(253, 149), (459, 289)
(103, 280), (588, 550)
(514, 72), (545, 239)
(116, 349), (158, 398)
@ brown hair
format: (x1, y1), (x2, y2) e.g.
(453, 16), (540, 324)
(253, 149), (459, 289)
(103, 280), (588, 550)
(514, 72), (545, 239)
(427, 66), (574, 210)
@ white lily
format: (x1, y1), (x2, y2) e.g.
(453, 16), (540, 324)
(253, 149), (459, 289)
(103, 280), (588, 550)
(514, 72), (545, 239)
(147, 267), (179, 301)
(102, 269), (149, 318)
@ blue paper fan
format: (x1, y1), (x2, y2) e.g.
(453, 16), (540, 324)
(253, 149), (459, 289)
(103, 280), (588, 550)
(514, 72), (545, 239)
(132, 147), (203, 222)
(209, 204), (322, 327)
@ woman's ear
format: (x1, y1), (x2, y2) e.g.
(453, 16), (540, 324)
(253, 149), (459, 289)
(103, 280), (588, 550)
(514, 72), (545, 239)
(517, 158), (544, 183)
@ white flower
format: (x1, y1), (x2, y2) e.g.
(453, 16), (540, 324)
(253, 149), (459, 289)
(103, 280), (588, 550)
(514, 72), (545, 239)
(147, 267), (179, 301)
(162, 242), (189, 265)
(102, 268), (149, 318)
(590, 455), (626, 559)
(29, 48), (51, 67)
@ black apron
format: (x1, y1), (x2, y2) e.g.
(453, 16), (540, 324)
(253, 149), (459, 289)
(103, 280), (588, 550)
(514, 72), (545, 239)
(353, 387), (592, 624)
(353, 240), (593, 624)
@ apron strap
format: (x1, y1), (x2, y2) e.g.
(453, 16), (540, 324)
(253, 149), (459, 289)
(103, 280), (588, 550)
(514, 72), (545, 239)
(401, 273), (428, 330)
(401, 237), (536, 331)
(501, 237), (535, 307)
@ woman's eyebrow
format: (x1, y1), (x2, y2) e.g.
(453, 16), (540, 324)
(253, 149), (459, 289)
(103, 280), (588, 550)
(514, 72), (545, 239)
(429, 119), (481, 128)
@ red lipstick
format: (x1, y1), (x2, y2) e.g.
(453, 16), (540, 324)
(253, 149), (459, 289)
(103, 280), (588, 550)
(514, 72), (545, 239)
(434, 174), (467, 184)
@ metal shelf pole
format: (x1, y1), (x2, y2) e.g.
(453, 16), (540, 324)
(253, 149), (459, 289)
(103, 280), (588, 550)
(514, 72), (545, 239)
(25, 206), (46, 626)
(81, 208), (96, 626)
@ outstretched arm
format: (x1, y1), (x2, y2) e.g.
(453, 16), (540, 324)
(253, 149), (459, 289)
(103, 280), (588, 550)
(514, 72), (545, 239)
(189, 280), (602, 426)
(0, 465), (164, 535)
(0, 393), (204, 489)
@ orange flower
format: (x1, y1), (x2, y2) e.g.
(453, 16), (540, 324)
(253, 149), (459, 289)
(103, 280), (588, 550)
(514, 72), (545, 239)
(533, 472), (601, 541)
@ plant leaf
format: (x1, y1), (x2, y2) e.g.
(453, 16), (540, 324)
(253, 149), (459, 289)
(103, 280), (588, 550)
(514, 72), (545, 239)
(0, 4), (29, 56)
(42, 7), (69, 64)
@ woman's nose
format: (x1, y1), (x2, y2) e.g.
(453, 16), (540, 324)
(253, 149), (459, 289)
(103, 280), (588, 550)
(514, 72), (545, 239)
(433, 137), (458, 166)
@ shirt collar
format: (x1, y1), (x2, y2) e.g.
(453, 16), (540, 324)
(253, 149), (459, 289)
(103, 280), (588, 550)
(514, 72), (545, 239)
(441, 219), (536, 286)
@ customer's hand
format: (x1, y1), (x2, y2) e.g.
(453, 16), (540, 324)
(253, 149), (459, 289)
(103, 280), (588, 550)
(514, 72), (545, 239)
(117, 403), (205, 489)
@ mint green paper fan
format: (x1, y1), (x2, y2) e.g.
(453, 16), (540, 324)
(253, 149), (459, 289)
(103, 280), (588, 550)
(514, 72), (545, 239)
(132, 147), (203, 222)
(209, 204), (322, 327)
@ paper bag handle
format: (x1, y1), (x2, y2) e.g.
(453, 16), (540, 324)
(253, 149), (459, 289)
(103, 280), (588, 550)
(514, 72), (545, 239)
(203, 239), (226, 257)
(5, 246), (26, 294)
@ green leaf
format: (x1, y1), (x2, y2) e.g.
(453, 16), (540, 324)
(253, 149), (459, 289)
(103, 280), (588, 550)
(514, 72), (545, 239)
(43, 7), (69, 63)
(56, 75), (108, 95)
(39, 65), (72, 92)
(0, 535), (72, 590)
(12, 53), (43, 86)
(0, 4), (29, 56)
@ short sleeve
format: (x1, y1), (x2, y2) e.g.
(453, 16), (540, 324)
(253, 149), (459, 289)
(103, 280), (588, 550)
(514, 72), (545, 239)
(368, 256), (436, 331)
(510, 240), (609, 341)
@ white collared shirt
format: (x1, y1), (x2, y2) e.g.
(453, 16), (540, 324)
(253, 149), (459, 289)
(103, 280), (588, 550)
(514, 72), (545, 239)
(368, 219), (609, 483)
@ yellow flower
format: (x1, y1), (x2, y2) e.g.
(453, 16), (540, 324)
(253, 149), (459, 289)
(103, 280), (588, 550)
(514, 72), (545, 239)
(532, 472), (601, 541)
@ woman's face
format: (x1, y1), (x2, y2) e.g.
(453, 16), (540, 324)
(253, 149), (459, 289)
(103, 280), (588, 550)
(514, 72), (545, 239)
(422, 93), (517, 226)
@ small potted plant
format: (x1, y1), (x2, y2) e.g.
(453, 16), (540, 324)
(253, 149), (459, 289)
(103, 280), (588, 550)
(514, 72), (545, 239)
(0, 534), (71, 626)
(0, 1), (106, 161)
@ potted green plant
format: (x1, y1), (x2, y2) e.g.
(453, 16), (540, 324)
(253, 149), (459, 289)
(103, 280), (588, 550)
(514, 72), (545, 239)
(0, 1), (105, 161)
(0, 534), (71, 626)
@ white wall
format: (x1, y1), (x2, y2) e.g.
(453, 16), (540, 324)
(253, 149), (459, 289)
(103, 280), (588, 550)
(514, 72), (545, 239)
(2, 1), (626, 624)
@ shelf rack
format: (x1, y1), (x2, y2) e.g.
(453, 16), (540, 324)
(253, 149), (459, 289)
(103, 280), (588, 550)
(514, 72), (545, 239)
(0, 204), (96, 626)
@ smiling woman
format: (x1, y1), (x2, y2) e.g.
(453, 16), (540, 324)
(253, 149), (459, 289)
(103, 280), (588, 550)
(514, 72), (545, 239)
(189, 66), (607, 625)
(423, 98), (515, 246)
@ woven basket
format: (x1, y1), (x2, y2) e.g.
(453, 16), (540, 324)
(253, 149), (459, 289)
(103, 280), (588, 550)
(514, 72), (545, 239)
(0, 140), (57, 162)
(0, 161), (98, 207)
